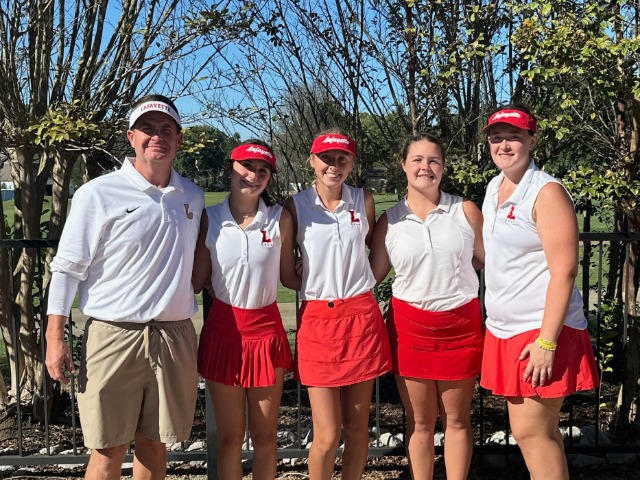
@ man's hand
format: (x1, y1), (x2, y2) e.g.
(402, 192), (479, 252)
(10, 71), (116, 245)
(45, 338), (75, 384)
(45, 315), (75, 384)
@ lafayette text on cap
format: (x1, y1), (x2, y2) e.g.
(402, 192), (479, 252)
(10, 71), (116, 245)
(129, 101), (182, 130)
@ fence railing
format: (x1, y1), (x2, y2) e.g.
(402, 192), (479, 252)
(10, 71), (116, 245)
(1, 233), (639, 479)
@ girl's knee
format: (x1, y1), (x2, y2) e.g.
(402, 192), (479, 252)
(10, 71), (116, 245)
(408, 414), (438, 435)
(312, 428), (342, 453)
(511, 425), (557, 451)
(217, 430), (247, 451)
(443, 414), (471, 433)
(343, 425), (369, 447)
(250, 429), (277, 452)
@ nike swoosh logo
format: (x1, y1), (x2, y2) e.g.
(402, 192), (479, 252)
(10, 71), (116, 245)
(126, 207), (140, 213)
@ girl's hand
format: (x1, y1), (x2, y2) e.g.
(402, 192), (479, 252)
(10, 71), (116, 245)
(519, 342), (555, 388)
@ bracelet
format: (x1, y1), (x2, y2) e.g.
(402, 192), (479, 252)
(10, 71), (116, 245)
(535, 337), (558, 351)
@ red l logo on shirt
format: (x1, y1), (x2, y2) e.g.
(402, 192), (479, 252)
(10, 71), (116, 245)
(261, 229), (273, 247)
(506, 206), (516, 220)
(349, 209), (361, 224)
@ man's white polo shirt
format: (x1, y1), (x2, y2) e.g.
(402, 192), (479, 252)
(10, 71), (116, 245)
(48, 158), (204, 322)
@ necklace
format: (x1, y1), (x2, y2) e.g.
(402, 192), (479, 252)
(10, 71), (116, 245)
(229, 203), (258, 220)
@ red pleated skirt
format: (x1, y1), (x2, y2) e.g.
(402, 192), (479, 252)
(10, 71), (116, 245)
(387, 297), (484, 380)
(198, 300), (293, 387)
(294, 291), (392, 387)
(480, 326), (600, 398)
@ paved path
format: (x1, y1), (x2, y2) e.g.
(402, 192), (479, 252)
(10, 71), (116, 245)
(71, 303), (298, 334)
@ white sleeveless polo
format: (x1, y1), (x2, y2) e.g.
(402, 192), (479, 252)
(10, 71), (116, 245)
(292, 185), (376, 300)
(385, 192), (479, 311)
(205, 196), (282, 309)
(482, 160), (587, 339)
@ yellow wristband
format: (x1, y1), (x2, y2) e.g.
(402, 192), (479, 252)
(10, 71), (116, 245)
(535, 337), (557, 351)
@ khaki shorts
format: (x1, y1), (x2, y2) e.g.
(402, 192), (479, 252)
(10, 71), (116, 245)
(78, 318), (198, 449)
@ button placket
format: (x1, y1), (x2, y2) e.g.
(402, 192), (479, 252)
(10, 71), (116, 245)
(332, 213), (341, 243)
(423, 213), (436, 249)
(160, 190), (178, 224)
(423, 223), (433, 250)
(240, 226), (249, 265)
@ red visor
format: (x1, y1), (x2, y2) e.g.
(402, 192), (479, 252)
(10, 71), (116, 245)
(311, 134), (357, 156)
(230, 144), (278, 172)
(483, 109), (537, 133)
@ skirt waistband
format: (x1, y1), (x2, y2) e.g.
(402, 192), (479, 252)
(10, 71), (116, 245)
(299, 291), (377, 319)
(206, 299), (283, 337)
(391, 297), (481, 323)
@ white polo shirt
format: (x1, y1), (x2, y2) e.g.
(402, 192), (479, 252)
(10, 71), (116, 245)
(385, 192), (479, 311)
(292, 185), (375, 301)
(482, 160), (587, 338)
(205, 197), (282, 309)
(48, 157), (204, 322)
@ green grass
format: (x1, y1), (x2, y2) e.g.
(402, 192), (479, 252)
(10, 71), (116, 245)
(373, 193), (400, 218)
(204, 192), (228, 207)
(2, 199), (14, 222)
(0, 342), (7, 376)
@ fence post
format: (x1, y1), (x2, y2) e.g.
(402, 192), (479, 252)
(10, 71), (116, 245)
(205, 384), (218, 480)
(202, 290), (218, 480)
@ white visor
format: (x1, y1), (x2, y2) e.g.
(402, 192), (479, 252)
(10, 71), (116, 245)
(129, 101), (181, 129)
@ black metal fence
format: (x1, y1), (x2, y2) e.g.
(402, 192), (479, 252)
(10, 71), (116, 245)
(1, 233), (639, 479)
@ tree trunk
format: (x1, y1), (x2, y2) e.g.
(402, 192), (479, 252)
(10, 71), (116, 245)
(8, 147), (47, 420)
(612, 209), (640, 438)
(44, 152), (77, 287)
(0, 197), (12, 406)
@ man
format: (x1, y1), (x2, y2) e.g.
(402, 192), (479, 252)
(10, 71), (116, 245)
(45, 94), (204, 480)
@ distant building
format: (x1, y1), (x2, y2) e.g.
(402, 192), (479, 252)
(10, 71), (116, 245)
(365, 167), (388, 193)
(0, 154), (75, 200)
(0, 156), (14, 201)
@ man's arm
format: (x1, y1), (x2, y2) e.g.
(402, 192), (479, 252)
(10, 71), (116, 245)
(46, 271), (81, 384)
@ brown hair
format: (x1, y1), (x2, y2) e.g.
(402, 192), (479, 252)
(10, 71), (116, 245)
(400, 133), (446, 166)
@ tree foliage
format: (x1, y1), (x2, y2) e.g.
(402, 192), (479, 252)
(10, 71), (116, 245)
(174, 125), (239, 190)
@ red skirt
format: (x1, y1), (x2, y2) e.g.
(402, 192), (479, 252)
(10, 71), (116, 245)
(387, 297), (484, 380)
(294, 291), (392, 387)
(198, 300), (293, 387)
(480, 326), (600, 398)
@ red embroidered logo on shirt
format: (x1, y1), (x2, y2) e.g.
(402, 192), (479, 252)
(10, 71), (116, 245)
(506, 205), (516, 222)
(184, 204), (194, 219)
(261, 229), (273, 247)
(349, 209), (361, 225)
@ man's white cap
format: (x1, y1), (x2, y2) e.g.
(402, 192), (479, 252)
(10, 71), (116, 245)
(129, 100), (182, 130)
